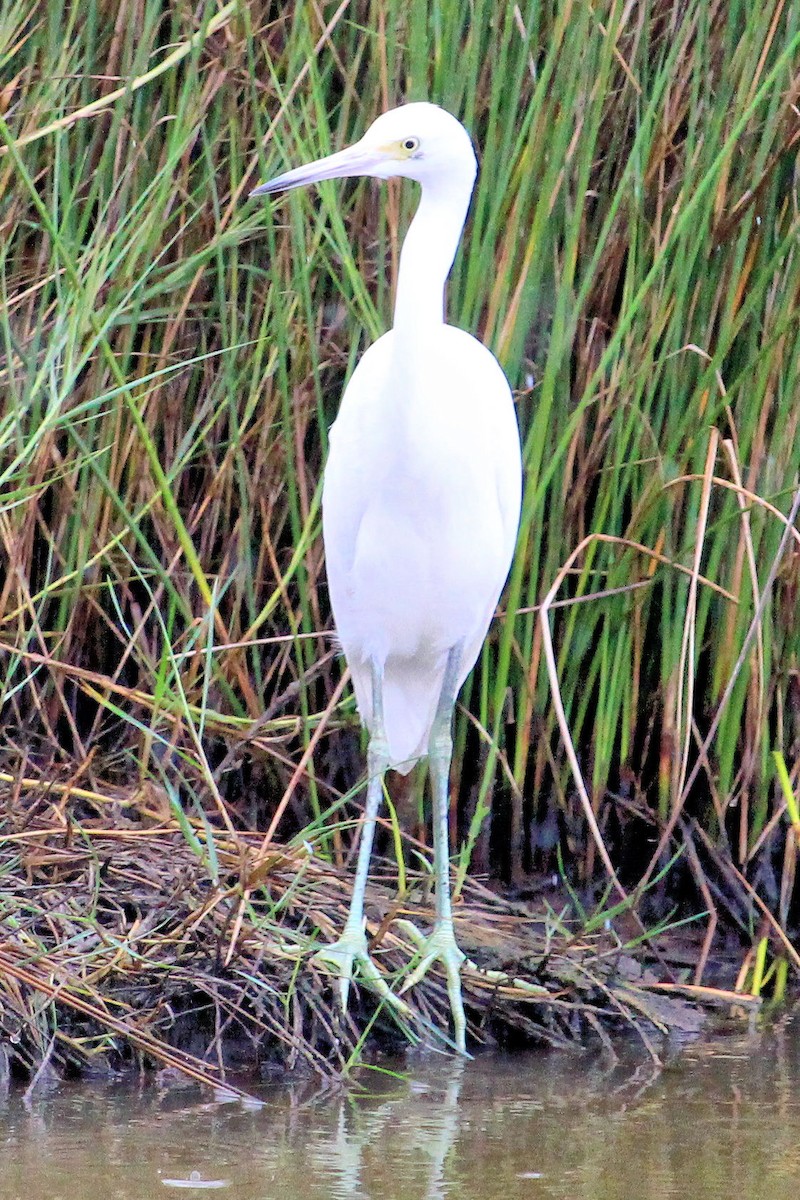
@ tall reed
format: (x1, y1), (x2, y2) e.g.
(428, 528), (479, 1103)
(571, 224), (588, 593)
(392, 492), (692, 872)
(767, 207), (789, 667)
(1, 1), (799, 957)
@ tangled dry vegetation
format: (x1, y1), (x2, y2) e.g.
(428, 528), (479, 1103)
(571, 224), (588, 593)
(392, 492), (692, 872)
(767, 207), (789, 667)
(1, 778), (762, 1088)
(1, 2), (800, 1082)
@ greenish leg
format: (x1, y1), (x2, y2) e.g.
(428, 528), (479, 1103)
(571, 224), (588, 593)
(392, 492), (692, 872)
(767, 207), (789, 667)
(312, 661), (413, 1021)
(398, 642), (468, 1053)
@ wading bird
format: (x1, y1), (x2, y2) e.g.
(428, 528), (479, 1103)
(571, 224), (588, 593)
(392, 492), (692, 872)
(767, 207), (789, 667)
(251, 103), (521, 1052)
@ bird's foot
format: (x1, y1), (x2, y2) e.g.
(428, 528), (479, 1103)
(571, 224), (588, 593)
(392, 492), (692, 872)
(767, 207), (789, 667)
(312, 924), (414, 1023)
(396, 918), (468, 1054)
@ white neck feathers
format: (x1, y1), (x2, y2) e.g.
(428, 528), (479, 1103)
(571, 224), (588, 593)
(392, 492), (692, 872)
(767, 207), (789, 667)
(392, 168), (475, 339)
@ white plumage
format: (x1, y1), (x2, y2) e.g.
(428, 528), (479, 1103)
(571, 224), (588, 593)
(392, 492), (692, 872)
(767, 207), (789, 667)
(324, 323), (520, 767)
(251, 102), (521, 1051)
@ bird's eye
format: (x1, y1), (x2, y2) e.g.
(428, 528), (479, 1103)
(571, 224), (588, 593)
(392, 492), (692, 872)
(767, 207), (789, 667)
(402, 137), (420, 154)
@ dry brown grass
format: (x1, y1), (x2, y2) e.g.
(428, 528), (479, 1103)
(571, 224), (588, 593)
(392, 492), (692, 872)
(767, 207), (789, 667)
(0, 775), (762, 1085)
(2, 0), (800, 1078)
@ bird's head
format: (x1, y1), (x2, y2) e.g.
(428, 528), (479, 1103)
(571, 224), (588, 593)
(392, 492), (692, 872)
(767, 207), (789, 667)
(250, 102), (477, 199)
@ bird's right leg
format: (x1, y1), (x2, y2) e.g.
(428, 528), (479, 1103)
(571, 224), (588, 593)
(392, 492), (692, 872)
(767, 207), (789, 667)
(312, 661), (413, 1020)
(397, 642), (467, 1052)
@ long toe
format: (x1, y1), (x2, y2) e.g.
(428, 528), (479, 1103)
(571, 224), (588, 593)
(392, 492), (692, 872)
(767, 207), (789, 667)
(312, 927), (415, 1025)
(397, 920), (468, 1054)
(312, 933), (360, 1010)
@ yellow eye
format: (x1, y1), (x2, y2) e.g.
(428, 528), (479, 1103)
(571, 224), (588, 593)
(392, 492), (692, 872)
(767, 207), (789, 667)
(401, 136), (420, 154)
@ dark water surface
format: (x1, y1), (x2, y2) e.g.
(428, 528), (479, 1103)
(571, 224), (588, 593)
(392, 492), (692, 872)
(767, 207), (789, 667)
(2, 1015), (799, 1200)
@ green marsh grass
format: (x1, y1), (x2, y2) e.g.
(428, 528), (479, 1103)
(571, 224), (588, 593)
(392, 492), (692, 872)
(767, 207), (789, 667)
(1, 0), (799, 997)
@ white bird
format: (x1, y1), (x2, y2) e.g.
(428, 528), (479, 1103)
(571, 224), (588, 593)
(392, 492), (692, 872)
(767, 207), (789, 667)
(251, 102), (522, 1052)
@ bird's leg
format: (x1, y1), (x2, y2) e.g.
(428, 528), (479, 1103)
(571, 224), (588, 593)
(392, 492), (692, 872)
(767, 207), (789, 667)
(398, 642), (468, 1053)
(312, 661), (413, 1022)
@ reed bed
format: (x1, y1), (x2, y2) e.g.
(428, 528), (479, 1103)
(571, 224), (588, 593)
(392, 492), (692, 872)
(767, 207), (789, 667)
(1, 0), (799, 1077)
(1, 784), (753, 1085)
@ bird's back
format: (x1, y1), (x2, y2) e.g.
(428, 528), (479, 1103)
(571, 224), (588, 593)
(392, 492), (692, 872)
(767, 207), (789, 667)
(322, 324), (521, 770)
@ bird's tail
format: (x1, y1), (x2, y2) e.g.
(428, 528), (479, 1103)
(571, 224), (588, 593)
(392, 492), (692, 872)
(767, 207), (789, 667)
(350, 656), (445, 774)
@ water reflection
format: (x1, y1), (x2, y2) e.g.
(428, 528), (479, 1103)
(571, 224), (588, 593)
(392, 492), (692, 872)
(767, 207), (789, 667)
(0, 1014), (799, 1200)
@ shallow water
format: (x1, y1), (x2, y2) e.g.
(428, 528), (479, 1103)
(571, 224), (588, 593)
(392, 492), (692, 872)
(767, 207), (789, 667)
(1, 1015), (799, 1200)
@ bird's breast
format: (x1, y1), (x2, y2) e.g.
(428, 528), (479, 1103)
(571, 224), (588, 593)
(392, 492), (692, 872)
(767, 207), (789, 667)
(321, 325), (520, 666)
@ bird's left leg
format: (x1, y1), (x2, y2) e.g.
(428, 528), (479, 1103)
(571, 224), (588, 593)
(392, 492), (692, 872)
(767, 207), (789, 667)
(398, 642), (468, 1053)
(312, 660), (413, 1023)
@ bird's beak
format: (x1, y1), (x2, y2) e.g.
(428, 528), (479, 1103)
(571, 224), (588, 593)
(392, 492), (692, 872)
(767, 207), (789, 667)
(250, 140), (386, 197)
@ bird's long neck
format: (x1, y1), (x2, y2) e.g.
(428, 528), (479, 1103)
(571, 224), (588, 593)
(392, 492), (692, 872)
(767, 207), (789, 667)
(392, 175), (474, 341)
